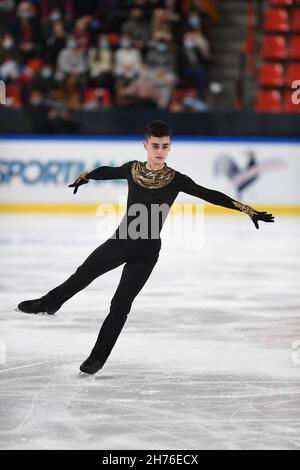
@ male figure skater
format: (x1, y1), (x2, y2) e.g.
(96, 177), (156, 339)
(18, 121), (274, 374)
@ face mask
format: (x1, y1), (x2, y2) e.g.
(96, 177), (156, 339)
(98, 40), (109, 49)
(157, 42), (167, 52)
(3, 39), (14, 49)
(120, 39), (131, 48)
(184, 39), (195, 49)
(41, 68), (52, 78)
(19, 11), (33, 19)
(55, 72), (64, 81)
(50, 13), (61, 21)
(188, 15), (200, 29)
(126, 70), (137, 79)
(30, 95), (43, 105)
(67, 39), (77, 49)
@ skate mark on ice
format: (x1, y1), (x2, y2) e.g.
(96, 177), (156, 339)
(0, 361), (56, 374)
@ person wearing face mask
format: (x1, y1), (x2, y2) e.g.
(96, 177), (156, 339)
(185, 10), (202, 32)
(57, 35), (87, 75)
(144, 35), (178, 104)
(145, 36), (176, 74)
(121, 7), (150, 50)
(28, 64), (56, 95)
(44, 21), (66, 66)
(177, 31), (211, 96)
(87, 35), (113, 88)
(0, 35), (19, 63)
(9, 1), (41, 47)
(114, 35), (142, 80)
(0, 57), (20, 83)
(40, 8), (65, 43)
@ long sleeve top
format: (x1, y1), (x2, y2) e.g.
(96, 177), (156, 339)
(85, 160), (246, 244)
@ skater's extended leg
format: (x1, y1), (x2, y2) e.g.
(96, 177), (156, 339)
(80, 254), (159, 374)
(18, 239), (126, 314)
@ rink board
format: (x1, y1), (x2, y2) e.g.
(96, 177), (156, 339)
(0, 137), (299, 214)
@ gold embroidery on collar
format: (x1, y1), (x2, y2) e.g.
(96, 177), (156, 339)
(131, 161), (176, 189)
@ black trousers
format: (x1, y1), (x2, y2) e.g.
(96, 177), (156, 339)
(41, 237), (161, 367)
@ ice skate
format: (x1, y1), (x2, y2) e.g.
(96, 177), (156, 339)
(17, 299), (58, 315)
(79, 355), (104, 375)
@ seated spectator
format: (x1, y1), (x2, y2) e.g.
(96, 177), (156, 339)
(113, 34), (143, 80)
(150, 65), (177, 109)
(177, 31), (211, 95)
(44, 20), (66, 66)
(145, 36), (176, 74)
(7, 1), (41, 52)
(0, 0), (217, 114)
(87, 34), (113, 88)
(121, 7), (150, 51)
(0, 34), (19, 63)
(57, 35), (87, 75)
(74, 15), (93, 52)
(28, 63), (56, 96)
(115, 72), (158, 109)
(0, 56), (20, 82)
(39, 7), (65, 43)
(151, 8), (176, 42)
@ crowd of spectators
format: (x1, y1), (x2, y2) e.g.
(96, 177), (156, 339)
(0, 0), (219, 128)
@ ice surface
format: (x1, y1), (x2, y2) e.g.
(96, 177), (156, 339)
(0, 214), (299, 450)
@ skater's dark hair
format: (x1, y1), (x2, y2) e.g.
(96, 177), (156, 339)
(145, 120), (172, 140)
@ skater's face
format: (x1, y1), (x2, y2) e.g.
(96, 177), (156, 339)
(143, 135), (171, 166)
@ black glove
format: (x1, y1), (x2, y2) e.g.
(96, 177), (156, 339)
(251, 210), (275, 230)
(233, 201), (275, 229)
(68, 171), (90, 194)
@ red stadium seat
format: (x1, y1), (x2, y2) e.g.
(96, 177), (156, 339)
(264, 9), (290, 33)
(291, 10), (300, 33)
(84, 88), (112, 107)
(26, 58), (44, 73)
(283, 90), (300, 112)
(262, 36), (288, 59)
(258, 63), (284, 87)
(255, 90), (282, 112)
(268, 0), (292, 5)
(107, 33), (120, 45)
(290, 37), (300, 59)
(286, 63), (300, 86)
(6, 86), (23, 108)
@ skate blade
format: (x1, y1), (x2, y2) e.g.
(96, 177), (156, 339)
(77, 371), (95, 379)
(14, 308), (56, 316)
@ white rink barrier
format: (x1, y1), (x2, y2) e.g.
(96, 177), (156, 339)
(0, 137), (299, 214)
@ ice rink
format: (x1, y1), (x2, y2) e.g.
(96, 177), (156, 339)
(0, 213), (299, 450)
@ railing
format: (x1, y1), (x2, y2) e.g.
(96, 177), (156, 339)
(236, 0), (265, 109)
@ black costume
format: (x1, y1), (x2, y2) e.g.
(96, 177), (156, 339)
(19, 160), (274, 372)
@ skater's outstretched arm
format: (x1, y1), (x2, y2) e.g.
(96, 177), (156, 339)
(68, 161), (132, 194)
(180, 174), (274, 229)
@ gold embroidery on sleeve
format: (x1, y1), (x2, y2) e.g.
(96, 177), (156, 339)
(233, 200), (256, 217)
